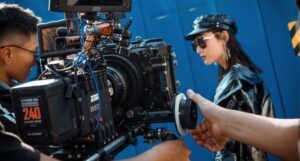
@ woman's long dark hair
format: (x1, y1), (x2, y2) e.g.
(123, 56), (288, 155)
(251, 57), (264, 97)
(212, 29), (262, 81)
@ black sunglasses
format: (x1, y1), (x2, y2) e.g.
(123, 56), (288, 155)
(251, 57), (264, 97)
(191, 34), (215, 51)
(0, 45), (38, 56)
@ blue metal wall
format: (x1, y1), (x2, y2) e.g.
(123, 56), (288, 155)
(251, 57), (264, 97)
(3, 0), (299, 160)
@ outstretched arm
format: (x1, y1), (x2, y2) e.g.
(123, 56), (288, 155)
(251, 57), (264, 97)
(187, 89), (299, 161)
(118, 140), (191, 161)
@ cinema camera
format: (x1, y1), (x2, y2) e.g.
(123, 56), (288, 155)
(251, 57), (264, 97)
(11, 0), (198, 160)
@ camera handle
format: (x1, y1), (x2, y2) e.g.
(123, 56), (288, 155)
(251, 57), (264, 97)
(85, 128), (178, 161)
(85, 124), (145, 161)
(85, 133), (130, 161)
(143, 128), (177, 143)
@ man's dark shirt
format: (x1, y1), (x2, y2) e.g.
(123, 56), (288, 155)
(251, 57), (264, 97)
(0, 81), (18, 133)
(0, 121), (40, 161)
(0, 81), (40, 160)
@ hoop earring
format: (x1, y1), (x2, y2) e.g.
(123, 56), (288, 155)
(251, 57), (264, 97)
(223, 48), (231, 61)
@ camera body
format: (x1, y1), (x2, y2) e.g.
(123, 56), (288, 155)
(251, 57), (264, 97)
(105, 38), (177, 127)
(12, 63), (115, 146)
(10, 0), (198, 160)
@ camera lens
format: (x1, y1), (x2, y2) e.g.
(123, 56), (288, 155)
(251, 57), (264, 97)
(106, 66), (128, 104)
(104, 54), (142, 108)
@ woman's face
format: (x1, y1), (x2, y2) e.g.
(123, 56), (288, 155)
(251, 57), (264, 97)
(194, 31), (227, 65)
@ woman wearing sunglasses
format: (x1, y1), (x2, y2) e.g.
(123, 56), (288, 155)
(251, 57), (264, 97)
(185, 14), (275, 161)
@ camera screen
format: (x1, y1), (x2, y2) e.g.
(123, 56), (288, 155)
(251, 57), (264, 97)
(40, 27), (59, 53)
(49, 0), (131, 13)
(37, 20), (82, 58)
(67, 0), (123, 6)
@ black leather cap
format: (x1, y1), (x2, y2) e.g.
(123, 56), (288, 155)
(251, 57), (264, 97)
(185, 14), (237, 40)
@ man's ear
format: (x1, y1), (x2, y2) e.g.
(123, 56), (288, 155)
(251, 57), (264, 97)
(0, 47), (12, 65)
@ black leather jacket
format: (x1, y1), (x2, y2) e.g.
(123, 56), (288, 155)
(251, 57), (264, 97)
(213, 64), (275, 161)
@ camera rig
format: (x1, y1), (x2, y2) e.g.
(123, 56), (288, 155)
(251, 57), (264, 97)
(11, 0), (198, 160)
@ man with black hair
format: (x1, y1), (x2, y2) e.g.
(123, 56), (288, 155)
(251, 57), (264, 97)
(0, 3), (40, 134)
(0, 3), (53, 161)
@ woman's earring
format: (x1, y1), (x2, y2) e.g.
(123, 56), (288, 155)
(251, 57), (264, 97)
(6, 61), (11, 68)
(223, 48), (231, 61)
